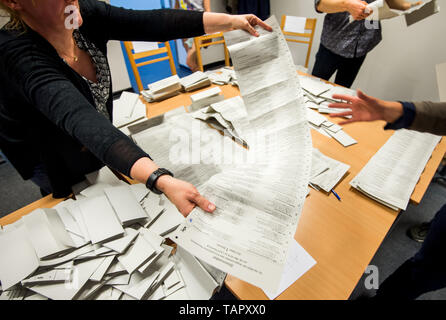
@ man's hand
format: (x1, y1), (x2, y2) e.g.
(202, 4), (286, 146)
(156, 175), (216, 217)
(328, 89), (403, 125)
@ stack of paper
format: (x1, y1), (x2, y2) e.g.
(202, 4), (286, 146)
(301, 77), (357, 147)
(309, 148), (350, 193)
(141, 75), (182, 102)
(306, 109), (357, 147)
(191, 96), (249, 145)
(120, 114), (165, 137)
(350, 129), (442, 210)
(112, 92), (147, 128)
(207, 67), (238, 86)
(188, 87), (225, 112)
(180, 71), (211, 92)
(299, 75), (355, 113)
(0, 180), (226, 300)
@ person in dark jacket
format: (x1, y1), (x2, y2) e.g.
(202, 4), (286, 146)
(329, 90), (446, 299)
(0, 0), (271, 216)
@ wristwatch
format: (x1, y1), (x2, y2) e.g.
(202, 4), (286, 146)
(146, 168), (174, 195)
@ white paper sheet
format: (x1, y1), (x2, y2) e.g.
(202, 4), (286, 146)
(104, 185), (148, 225)
(263, 239), (316, 300)
(283, 16), (307, 34)
(0, 226), (40, 290)
(78, 196), (124, 244)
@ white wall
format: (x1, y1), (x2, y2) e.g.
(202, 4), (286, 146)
(271, 1), (446, 102)
(0, 15), (9, 28)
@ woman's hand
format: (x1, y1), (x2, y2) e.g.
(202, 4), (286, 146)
(347, 0), (372, 20)
(328, 89), (404, 125)
(229, 14), (272, 36)
(203, 12), (272, 36)
(156, 175), (216, 217)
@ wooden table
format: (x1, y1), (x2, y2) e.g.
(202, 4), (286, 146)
(2, 80), (445, 300)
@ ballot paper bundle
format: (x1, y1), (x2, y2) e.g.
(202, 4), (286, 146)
(0, 178), (226, 300)
(188, 86), (225, 112)
(180, 71), (211, 92)
(309, 148), (350, 193)
(207, 67), (238, 86)
(306, 108), (357, 147)
(191, 96), (249, 145)
(350, 129), (442, 211)
(171, 16), (314, 294)
(142, 75), (182, 103)
(299, 74), (356, 113)
(112, 91), (147, 128)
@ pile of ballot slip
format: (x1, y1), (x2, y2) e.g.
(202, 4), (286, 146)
(207, 67), (238, 86)
(141, 72), (212, 103)
(191, 96), (248, 145)
(0, 167), (226, 300)
(141, 75), (182, 103)
(309, 148), (350, 193)
(300, 75), (357, 147)
(350, 129), (442, 211)
(188, 86), (225, 112)
(112, 91), (147, 129)
(180, 71), (212, 92)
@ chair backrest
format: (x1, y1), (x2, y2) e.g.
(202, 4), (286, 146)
(280, 15), (317, 69)
(193, 33), (231, 72)
(123, 41), (177, 92)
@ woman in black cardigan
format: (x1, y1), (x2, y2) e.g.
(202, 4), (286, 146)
(0, 0), (271, 216)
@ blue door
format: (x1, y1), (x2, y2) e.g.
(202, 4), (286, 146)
(110, 0), (191, 93)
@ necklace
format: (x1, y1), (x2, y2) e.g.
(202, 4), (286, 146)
(59, 36), (79, 62)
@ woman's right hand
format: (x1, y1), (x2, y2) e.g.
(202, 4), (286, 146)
(347, 0), (373, 20)
(156, 175), (216, 217)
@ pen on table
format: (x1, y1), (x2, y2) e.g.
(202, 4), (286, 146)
(331, 189), (341, 201)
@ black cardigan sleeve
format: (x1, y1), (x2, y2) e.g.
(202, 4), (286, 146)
(79, 0), (205, 42)
(0, 40), (150, 178)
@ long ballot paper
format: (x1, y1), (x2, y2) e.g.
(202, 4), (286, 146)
(172, 16), (312, 293)
(350, 129), (441, 210)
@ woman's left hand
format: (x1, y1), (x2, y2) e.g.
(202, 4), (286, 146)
(230, 14), (272, 36)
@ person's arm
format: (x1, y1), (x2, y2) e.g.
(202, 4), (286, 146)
(409, 101), (446, 135)
(80, 0), (271, 42)
(386, 0), (422, 11)
(327, 90), (446, 136)
(0, 42), (215, 217)
(202, 12), (272, 36)
(315, 0), (372, 20)
(203, 0), (211, 12)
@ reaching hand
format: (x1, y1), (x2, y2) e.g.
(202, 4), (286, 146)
(387, 0), (423, 11)
(328, 89), (403, 125)
(348, 0), (373, 20)
(230, 14), (273, 37)
(156, 175), (216, 217)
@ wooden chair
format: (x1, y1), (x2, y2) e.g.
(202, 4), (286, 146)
(123, 41), (177, 92)
(193, 33), (231, 72)
(280, 15), (317, 69)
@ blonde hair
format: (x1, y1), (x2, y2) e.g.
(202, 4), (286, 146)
(0, 2), (25, 30)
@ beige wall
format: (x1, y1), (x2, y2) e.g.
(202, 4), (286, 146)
(0, 15), (9, 28)
(271, 1), (446, 102)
